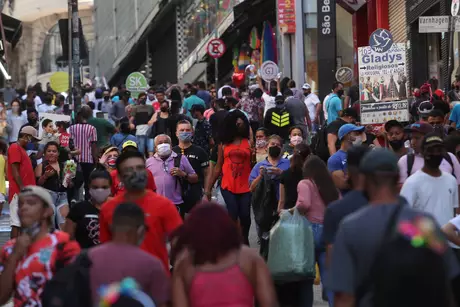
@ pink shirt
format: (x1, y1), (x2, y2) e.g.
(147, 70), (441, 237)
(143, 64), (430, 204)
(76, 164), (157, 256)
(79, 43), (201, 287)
(398, 152), (460, 185)
(204, 108), (214, 120)
(296, 179), (326, 224)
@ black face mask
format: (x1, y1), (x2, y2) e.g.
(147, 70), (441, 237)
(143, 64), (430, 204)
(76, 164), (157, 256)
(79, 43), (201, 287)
(28, 118), (37, 126)
(160, 106), (169, 112)
(268, 146), (281, 158)
(337, 90), (344, 97)
(103, 96), (110, 101)
(303, 92), (310, 97)
(425, 154), (443, 169)
(389, 139), (405, 151)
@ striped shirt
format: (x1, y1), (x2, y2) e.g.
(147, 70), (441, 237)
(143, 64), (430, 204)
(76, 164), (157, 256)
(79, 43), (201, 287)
(69, 123), (97, 163)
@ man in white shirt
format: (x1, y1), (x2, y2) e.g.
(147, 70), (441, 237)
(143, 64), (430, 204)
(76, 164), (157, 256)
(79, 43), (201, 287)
(302, 83), (321, 132)
(401, 133), (459, 228)
(256, 76), (281, 117)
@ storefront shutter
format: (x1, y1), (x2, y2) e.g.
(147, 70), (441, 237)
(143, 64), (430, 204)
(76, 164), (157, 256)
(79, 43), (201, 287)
(389, 0), (407, 43)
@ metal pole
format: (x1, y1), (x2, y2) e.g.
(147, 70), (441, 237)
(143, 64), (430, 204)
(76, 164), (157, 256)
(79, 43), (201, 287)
(449, 16), (456, 90)
(0, 0), (8, 63)
(71, 0), (81, 113)
(146, 42), (150, 80)
(213, 0), (218, 89)
(67, 0), (73, 106)
(215, 58), (218, 89)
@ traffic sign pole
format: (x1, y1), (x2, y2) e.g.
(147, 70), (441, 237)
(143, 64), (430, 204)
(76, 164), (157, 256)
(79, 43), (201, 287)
(215, 57), (219, 90)
(207, 38), (226, 89)
(449, 16), (455, 90)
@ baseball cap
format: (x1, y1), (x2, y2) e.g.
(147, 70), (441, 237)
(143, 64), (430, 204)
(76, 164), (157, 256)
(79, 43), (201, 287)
(19, 186), (54, 209)
(275, 95), (285, 104)
(384, 120), (404, 132)
(302, 83), (311, 90)
(19, 126), (41, 141)
(122, 140), (138, 150)
(338, 124), (365, 140)
(103, 146), (119, 156)
(405, 122), (434, 135)
(359, 148), (399, 174)
(418, 100), (434, 115)
(341, 108), (358, 120)
(421, 132), (444, 150)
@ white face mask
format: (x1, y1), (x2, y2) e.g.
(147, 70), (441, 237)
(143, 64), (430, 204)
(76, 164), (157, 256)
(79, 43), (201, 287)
(290, 135), (303, 146)
(352, 136), (363, 146)
(157, 143), (172, 157)
(89, 188), (111, 204)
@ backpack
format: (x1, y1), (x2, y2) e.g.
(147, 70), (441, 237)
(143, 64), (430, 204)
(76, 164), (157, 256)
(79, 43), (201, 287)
(42, 251), (92, 307)
(270, 107), (291, 128)
(311, 123), (330, 163)
(173, 154), (200, 213)
(407, 152), (455, 178)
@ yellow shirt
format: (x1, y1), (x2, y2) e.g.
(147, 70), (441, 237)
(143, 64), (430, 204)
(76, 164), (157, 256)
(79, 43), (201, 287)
(0, 155), (6, 194)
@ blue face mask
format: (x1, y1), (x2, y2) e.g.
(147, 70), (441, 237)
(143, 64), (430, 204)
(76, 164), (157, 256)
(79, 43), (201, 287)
(178, 132), (193, 142)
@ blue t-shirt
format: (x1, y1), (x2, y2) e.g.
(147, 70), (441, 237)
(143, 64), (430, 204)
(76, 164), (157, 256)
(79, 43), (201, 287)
(249, 158), (290, 200)
(110, 133), (138, 151)
(197, 90), (212, 109)
(326, 94), (342, 124)
(450, 104), (460, 129)
(327, 149), (347, 173)
(183, 95), (206, 117)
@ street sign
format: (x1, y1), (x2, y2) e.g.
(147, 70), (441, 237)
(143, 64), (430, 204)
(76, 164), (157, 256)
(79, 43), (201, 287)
(419, 16), (460, 32)
(360, 100), (409, 125)
(207, 39), (226, 59)
(125, 72), (148, 99)
(259, 61), (279, 82)
(453, 0), (459, 16)
(335, 67), (353, 84)
(369, 28), (394, 53)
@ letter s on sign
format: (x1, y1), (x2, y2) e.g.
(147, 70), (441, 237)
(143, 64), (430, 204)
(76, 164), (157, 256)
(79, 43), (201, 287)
(322, 27), (331, 35)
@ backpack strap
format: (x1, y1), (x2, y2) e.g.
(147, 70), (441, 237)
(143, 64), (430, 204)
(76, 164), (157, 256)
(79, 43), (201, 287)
(173, 153), (184, 191)
(406, 153), (415, 178)
(443, 153), (456, 178)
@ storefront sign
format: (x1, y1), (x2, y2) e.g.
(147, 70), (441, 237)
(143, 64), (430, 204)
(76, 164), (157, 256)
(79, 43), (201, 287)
(358, 43), (407, 101)
(125, 72), (148, 98)
(335, 67), (353, 83)
(38, 114), (71, 139)
(419, 16), (460, 33)
(317, 0), (337, 99)
(369, 29), (394, 53)
(278, 0), (296, 34)
(260, 61), (279, 82)
(360, 100), (410, 125)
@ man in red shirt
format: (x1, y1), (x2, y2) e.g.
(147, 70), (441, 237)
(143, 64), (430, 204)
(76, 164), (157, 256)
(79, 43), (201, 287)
(110, 140), (156, 196)
(100, 150), (182, 271)
(8, 126), (40, 238)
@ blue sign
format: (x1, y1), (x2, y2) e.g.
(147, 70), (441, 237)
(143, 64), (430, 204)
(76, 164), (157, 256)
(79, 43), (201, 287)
(369, 28), (394, 53)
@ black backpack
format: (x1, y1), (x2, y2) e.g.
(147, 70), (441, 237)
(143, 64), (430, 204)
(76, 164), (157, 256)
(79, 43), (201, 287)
(407, 152), (456, 178)
(173, 154), (201, 213)
(311, 123), (330, 163)
(42, 251), (92, 307)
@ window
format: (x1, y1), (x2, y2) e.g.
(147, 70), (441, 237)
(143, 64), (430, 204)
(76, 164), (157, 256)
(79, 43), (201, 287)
(40, 24), (65, 75)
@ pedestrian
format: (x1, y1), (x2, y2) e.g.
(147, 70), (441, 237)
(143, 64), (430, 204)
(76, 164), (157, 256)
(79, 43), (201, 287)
(110, 90), (130, 125)
(190, 104), (213, 156)
(384, 120), (407, 158)
(282, 126), (305, 158)
(8, 126), (40, 238)
(69, 106), (98, 199)
(37, 93), (56, 113)
(256, 75), (280, 117)
(288, 79), (304, 101)
(110, 121), (137, 151)
(209, 98), (228, 143)
(278, 143), (311, 212)
(64, 164), (112, 248)
(109, 141), (157, 197)
(205, 110), (253, 244)
(100, 150), (183, 271)
(196, 80), (211, 109)
(99, 146), (119, 172)
(238, 87), (264, 134)
(325, 82), (344, 124)
(99, 89), (113, 113)
(170, 203), (278, 307)
(146, 134), (198, 217)
(131, 92), (154, 156)
(445, 134), (460, 163)
(284, 89), (311, 137)
(173, 120), (210, 213)
(87, 101), (116, 148)
(327, 123), (365, 193)
(182, 87), (205, 117)
(326, 108), (358, 156)
(35, 141), (69, 229)
(54, 95), (66, 115)
(0, 186), (81, 306)
(327, 148), (460, 307)
(6, 99), (26, 144)
(264, 95), (293, 141)
(255, 128), (269, 163)
(302, 83), (321, 131)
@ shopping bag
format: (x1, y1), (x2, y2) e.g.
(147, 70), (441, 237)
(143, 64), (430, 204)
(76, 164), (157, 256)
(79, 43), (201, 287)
(267, 208), (315, 282)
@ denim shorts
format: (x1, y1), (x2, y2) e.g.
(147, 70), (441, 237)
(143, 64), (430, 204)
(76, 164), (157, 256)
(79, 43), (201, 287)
(47, 190), (68, 227)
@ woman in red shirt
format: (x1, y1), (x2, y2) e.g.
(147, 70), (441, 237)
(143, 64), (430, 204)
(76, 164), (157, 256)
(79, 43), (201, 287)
(205, 110), (252, 244)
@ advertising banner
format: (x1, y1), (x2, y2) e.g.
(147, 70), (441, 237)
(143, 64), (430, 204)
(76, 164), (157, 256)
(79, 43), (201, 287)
(358, 43), (408, 102)
(317, 0), (336, 99)
(360, 100), (410, 125)
(278, 0), (296, 33)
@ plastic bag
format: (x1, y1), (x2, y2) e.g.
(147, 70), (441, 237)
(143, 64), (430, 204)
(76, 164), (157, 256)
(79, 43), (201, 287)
(267, 209), (315, 282)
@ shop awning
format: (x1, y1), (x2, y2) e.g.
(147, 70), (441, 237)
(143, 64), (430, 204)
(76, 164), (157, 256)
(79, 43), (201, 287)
(1, 13), (22, 48)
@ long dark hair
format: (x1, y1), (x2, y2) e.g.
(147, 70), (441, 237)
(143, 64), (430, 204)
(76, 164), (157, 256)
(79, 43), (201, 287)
(290, 143), (311, 173)
(219, 110), (250, 144)
(303, 155), (339, 206)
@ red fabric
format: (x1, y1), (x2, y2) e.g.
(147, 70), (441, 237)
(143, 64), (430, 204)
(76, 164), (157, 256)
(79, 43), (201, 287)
(59, 132), (70, 148)
(0, 232), (80, 306)
(99, 190), (182, 271)
(7, 143), (35, 202)
(110, 169), (157, 196)
(221, 139), (252, 194)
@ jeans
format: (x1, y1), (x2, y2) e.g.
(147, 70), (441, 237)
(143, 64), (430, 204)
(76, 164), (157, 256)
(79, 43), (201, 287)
(137, 135), (154, 156)
(220, 189), (251, 245)
(299, 223), (332, 307)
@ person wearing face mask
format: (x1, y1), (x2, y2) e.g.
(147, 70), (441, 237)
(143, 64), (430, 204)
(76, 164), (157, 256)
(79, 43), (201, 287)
(99, 146), (119, 172)
(146, 88), (160, 110)
(148, 100), (171, 144)
(39, 119), (60, 148)
(8, 126), (40, 238)
(327, 123), (365, 193)
(64, 164), (112, 248)
(282, 126), (305, 159)
(99, 90), (113, 114)
(255, 128), (269, 163)
(173, 120), (210, 214)
(325, 82), (344, 124)
(325, 108), (358, 157)
(401, 134), (459, 233)
(190, 104), (214, 156)
(303, 83), (321, 132)
(384, 120), (408, 158)
(147, 134), (198, 217)
(100, 150), (183, 271)
(131, 92), (154, 157)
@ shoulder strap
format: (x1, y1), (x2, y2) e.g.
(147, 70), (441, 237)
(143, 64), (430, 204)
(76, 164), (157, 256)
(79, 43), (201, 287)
(174, 153), (182, 168)
(443, 153), (456, 176)
(116, 134), (130, 148)
(407, 153), (415, 178)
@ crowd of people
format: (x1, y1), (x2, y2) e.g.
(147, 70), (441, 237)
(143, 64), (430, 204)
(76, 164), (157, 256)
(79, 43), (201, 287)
(0, 75), (459, 307)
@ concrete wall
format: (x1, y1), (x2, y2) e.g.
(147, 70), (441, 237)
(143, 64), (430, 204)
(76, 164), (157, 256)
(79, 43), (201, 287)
(8, 8), (94, 89)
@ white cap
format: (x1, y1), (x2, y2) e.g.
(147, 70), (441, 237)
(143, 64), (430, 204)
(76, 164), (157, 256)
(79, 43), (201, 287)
(302, 83), (311, 90)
